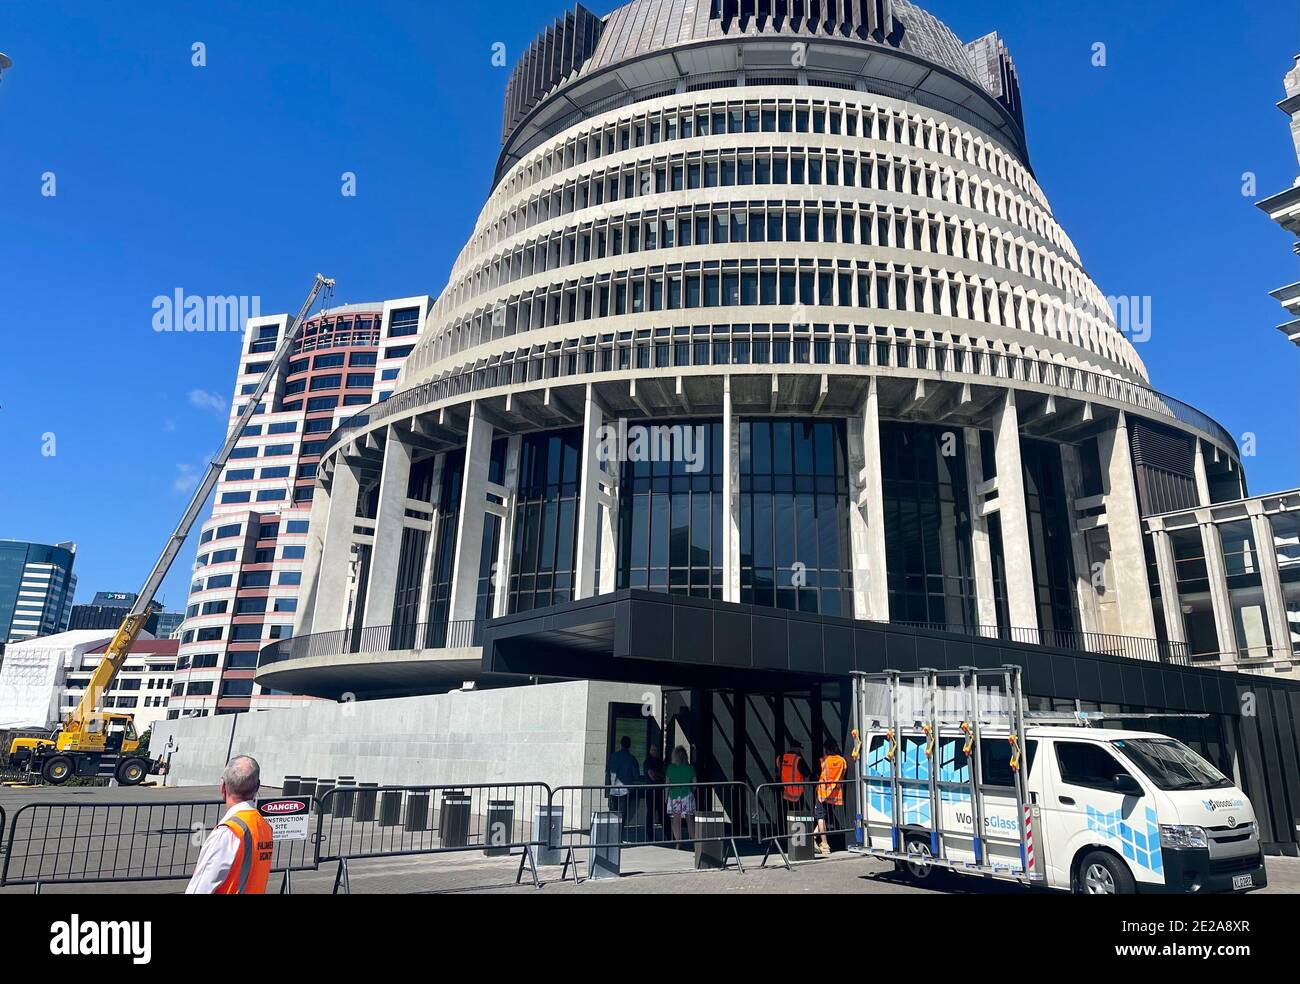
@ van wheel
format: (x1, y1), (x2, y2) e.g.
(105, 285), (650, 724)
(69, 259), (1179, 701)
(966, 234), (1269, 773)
(42, 755), (74, 785)
(897, 835), (937, 882)
(1077, 851), (1135, 895)
(116, 759), (146, 786)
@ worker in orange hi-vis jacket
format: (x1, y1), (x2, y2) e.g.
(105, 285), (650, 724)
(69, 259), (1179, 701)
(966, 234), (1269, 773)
(814, 738), (848, 856)
(186, 756), (274, 894)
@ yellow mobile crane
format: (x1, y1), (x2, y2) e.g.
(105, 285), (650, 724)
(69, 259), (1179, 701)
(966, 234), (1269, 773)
(7, 274), (336, 785)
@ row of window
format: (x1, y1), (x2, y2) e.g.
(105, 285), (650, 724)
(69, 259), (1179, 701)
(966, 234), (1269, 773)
(493, 95), (1044, 257)
(446, 196), (1100, 330)
(199, 519), (310, 545)
(172, 679), (255, 698)
(189, 570), (302, 594)
(286, 350), (378, 376)
(432, 262), (1117, 369)
(450, 145), (1069, 330)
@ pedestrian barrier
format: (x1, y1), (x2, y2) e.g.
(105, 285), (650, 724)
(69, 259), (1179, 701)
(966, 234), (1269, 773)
(0, 798), (319, 892)
(315, 782), (553, 893)
(547, 781), (751, 883)
(752, 779), (861, 869)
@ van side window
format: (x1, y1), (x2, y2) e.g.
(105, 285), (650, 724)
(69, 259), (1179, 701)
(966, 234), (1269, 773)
(1055, 741), (1135, 792)
(981, 738), (1038, 786)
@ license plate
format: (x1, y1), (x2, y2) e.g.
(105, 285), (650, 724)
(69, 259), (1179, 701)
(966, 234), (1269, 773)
(1232, 874), (1254, 890)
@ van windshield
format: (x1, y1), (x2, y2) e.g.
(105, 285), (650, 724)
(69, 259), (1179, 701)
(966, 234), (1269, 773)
(1112, 738), (1233, 791)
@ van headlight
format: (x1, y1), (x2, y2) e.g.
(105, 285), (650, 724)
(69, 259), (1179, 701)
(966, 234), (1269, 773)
(1159, 824), (1208, 849)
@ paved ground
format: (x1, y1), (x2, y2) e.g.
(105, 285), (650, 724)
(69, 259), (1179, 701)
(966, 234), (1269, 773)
(3, 783), (1296, 895)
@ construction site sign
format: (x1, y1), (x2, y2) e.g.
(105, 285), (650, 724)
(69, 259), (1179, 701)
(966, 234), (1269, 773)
(258, 797), (311, 841)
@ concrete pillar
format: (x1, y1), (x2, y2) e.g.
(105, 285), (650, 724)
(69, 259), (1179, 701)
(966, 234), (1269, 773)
(722, 377), (741, 604)
(575, 388), (615, 600)
(848, 377), (890, 621)
(311, 459), (362, 633)
(1148, 525), (1186, 645)
(1200, 518), (1239, 664)
(963, 427), (999, 633)
(293, 475), (335, 636)
(1096, 414), (1158, 639)
(1193, 439), (1213, 507)
(992, 391), (1039, 636)
(362, 427), (413, 629)
(1249, 506), (1291, 661)
(449, 403), (494, 623)
(493, 435), (522, 617)
(415, 453), (446, 628)
(1059, 443), (1101, 635)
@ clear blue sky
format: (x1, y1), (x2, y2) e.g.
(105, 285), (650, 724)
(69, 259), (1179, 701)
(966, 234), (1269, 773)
(1, 0), (1299, 610)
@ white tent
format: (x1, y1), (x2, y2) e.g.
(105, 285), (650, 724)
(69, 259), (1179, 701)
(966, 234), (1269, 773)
(0, 630), (116, 729)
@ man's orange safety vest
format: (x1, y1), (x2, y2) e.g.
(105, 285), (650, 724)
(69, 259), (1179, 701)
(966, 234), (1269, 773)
(215, 807), (274, 895)
(778, 753), (807, 802)
(817, 754), (847, 806)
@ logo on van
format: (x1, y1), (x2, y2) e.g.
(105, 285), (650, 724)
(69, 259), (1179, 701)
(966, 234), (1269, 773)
(1201, 797), (1245, 813)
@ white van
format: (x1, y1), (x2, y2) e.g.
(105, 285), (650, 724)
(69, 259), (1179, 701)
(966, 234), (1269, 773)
(853, 669), (1267, 895)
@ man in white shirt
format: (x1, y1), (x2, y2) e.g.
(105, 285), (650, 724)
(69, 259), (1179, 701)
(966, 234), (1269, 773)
(186, 755), (273, 894)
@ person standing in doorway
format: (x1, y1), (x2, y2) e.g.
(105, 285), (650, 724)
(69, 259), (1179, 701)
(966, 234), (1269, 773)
(643, 743), (667, 841)
(186, 756), (274, 894)
(665, 746), (697, 844)
(778, 739), (813, 810)
(607, 735), (640, 831)
(814, 738), (848, 857)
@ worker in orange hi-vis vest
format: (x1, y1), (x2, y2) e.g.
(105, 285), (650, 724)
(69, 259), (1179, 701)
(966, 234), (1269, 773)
(814, 738), (848, 857)
(186, 755), (275, 894)
(777, 739), (813, 806)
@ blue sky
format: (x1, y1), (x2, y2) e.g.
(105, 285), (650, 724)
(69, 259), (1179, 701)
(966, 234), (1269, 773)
(1, 0), (1299, 610)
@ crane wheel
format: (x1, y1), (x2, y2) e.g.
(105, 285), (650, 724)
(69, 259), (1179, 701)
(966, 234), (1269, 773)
(116, 759), (147, 786)
(42, 755), (74, 785)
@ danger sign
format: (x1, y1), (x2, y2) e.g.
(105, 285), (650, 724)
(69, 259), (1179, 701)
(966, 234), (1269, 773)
(258, 797), (310, 841)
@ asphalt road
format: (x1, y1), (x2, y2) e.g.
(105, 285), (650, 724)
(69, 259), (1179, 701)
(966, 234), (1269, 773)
(2, 783), (1296, 896)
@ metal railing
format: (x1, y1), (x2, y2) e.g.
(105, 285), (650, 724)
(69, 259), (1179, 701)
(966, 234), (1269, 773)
(890, 621), (1191, 666)
(315, 782), (552, 892)
(259, 619), (482, 669)
(752, 779), (860, 869)
(0, 799), (318, 891)
(547, 781), (751, 882)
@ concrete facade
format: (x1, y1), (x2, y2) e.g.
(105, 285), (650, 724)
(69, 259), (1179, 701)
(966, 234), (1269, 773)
(153, 679), (657, 792)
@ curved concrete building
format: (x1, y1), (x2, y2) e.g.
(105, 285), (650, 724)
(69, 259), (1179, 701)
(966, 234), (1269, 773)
(272, 0), (1248, 701)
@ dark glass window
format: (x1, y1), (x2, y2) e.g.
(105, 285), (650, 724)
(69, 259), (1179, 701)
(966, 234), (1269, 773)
(739, 419), (853, 615)
(424, 447), (464, 644)
(508, 429), (582, 613)
(618, 421), (723, 599)
(1022, 438), (1078, 634)
(881, 422), (977, 630)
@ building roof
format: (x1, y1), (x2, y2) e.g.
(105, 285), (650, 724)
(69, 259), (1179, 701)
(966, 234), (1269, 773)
(85, 638), (179, 656)
(501, 0), (1024, 151)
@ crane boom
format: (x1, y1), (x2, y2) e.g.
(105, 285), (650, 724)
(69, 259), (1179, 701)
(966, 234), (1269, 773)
(71, 274), (336, 728)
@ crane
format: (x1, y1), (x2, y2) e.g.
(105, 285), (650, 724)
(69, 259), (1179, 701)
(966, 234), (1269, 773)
(8, 274), (336, 785)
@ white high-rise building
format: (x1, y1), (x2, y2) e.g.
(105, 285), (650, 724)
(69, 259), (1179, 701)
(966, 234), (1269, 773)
(168, 297), (432, 718)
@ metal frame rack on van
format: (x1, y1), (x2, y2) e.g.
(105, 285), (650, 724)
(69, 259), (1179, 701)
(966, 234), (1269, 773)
(850, 665), (1043, 885)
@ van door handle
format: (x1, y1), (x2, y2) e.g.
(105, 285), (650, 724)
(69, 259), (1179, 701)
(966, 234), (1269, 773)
(1058, 796), (1076, 806)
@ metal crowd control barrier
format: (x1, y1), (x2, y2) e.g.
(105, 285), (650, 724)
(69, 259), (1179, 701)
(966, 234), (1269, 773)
(752, 778), (860, 869)
(314, 782), (552, 893)
(547, 781), (750, 883)
(0, 798), (319, 893)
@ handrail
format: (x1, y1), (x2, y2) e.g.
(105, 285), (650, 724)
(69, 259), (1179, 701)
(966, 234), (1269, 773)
(258, 619), (483, 669)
